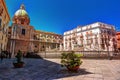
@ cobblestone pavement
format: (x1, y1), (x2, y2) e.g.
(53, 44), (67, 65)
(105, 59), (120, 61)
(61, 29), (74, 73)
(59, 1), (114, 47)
(0, 58), (120, 80)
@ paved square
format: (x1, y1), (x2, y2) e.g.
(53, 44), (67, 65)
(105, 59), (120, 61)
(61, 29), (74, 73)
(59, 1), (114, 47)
(0, 58), (120, 80)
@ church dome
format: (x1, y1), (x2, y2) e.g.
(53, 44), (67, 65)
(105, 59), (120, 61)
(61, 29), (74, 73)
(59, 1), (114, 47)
(13, 4), (30, 25)
(14, 4), (29, 17)
(15, 9), (28, 17)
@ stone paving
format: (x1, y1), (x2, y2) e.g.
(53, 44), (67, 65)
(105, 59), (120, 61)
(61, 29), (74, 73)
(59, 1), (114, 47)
(0, 58), (120, 80)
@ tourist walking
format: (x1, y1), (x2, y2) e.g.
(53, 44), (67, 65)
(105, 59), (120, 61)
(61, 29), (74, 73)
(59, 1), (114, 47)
(0, 50), (4, 63)
(8, 51), (11, 59)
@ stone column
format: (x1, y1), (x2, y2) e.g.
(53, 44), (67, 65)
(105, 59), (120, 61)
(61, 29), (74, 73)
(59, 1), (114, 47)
(31, 42), (34, 52)
(59, 43), (62, 51)
(39, 43), (40, 52)
(55, 44), (57, 50)
(10, 40), (13, 53)
(29, 41), (33, 52)
(11, 40), (15, 58)
(49, 44), (51, 51)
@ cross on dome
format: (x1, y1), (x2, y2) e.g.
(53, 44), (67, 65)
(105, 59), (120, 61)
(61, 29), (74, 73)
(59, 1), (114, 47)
(20, 4), (25, 10)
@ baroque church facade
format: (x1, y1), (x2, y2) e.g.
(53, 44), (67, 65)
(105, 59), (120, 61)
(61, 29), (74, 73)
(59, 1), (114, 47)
(7, 4), (63, 57)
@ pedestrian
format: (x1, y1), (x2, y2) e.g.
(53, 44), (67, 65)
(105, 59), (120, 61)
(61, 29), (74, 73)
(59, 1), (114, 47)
(1, 51), (4, 63)
(5, 51), (8, 58)
(7, 51), (11, 59)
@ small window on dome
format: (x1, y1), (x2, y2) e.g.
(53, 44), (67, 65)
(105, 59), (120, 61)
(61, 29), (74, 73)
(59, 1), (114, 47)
(21, 19), (25, 24)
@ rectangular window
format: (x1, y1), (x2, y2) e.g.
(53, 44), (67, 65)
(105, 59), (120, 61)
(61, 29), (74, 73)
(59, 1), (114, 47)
(0, 19), (2, 27)
(0, 8), (3, 16)
(0, 36), (1, 40)
(1, 44), (2, 49)
(22, 29), (25, 35)
(4, 15), (6, 20)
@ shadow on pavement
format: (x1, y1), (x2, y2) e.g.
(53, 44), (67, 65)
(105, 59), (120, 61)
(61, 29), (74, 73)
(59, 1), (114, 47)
(25, 52), (43, 59)
(0, 58), (92, 80)
(55, 68), (93, 79)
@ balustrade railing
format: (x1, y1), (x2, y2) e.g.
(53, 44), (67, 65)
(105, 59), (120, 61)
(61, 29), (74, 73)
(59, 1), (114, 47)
(38, 50), (120, 59)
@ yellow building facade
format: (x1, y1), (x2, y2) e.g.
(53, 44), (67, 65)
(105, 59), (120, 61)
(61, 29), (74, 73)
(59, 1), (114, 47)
(0, 0), (10, 52)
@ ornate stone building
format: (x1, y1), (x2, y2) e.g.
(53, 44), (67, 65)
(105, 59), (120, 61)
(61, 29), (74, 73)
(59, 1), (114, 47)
(33, 30), (63, 52)
(64, 22), (117, 51)
(7, 4), (63, 57)
(7, 4), (34, 57)
(0, 0), (10, 52)
(116, 32), (120, 51)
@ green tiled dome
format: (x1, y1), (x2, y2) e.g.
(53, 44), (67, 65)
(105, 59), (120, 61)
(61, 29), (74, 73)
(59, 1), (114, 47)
(14, 4), (29, 17)
(15, 9), (28, 16)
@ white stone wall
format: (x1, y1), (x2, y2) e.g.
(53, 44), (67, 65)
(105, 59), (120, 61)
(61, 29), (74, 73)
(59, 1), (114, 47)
(64, 22), (116, 51)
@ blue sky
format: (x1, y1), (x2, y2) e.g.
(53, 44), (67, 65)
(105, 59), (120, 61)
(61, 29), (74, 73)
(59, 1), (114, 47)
(5, 0), (120, 35)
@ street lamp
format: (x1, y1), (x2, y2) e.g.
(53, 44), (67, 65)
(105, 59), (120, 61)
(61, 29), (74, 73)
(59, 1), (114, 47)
(44, 42), (47, 58)
(106, 36), (110, 60)
(42, 45), (46, 58)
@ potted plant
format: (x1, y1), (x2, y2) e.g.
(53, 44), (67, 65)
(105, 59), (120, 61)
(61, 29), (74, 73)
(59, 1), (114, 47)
(61, 51), (82, 72)
(13, 50), (24, 68)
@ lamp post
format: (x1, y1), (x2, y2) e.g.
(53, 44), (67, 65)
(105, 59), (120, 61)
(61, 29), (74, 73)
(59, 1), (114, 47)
(106, 37), (110, 60)
(45, 42), (46, 58)
(42, 44), (46, 58)
(43, 36), (46, 58)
